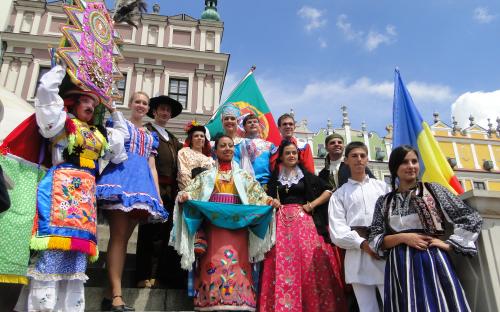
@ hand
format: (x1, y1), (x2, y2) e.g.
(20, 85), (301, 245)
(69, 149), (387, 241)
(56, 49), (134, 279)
(270, 198), (281, 210)
(360, 240), (381, 260)
(177, 192), (189, 203)
(403, 233), (433, 250)
(102, 99), (117, 113)
(429, 238), (452, 251)
(302, 202), (314, 213)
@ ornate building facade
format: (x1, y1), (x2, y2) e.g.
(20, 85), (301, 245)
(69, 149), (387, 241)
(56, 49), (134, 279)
(0, 0), (229, 136)
(308, 106), (500, 192)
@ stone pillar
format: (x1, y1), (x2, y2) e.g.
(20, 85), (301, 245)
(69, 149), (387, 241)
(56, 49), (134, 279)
(451, 191), (500, 312)
(31, 12), (42, 35)
(214, 31), (221, 53)
(0, 56), (12, 86)
(135, 67), (145, 92)
(213, 75), (222, 112)
(153, 68), (162, 96)
(200, 29), (206, 52)
(15, 58), (31, 97)
(195, 73), (206, 114)
(158, 24), (165, 47)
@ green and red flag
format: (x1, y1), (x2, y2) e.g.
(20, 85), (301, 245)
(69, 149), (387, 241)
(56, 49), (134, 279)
(205, 69), (282, 146)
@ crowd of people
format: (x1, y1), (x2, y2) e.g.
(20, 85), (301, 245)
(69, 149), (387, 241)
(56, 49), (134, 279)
(0, 65), (483, 312)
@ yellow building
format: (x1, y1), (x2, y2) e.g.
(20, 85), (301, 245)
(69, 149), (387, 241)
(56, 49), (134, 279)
(429, 113), (500, 192)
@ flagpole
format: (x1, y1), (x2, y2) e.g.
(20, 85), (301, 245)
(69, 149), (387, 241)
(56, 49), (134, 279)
(219, 65), (256, 106)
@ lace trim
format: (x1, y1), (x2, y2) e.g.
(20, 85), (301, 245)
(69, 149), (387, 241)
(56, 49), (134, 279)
(27, 269), (88, 282)
(277, 166), (304, 188)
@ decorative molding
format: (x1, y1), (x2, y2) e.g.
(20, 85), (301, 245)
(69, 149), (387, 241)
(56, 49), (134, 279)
(43, 12), (67, 36)
(168, 25), (195, 50)
(165, 70), (194, 112)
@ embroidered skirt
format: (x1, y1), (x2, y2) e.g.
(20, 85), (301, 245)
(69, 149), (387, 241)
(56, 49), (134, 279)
(384, 245), (471, 312)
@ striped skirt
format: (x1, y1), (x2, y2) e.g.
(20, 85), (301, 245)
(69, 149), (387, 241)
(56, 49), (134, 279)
(385, 245), (471, 312)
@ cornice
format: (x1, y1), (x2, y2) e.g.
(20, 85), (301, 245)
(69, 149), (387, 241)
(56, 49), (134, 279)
(122, 43), (229, 64)
(436, 136), (500, 146)
(0, 32), (59, 48)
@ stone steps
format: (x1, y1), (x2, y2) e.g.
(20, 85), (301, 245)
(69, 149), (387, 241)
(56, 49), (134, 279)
(84, 287), (194, 311)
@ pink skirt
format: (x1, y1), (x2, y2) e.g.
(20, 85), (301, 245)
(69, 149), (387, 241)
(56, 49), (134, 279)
(258, 204), (347, 312)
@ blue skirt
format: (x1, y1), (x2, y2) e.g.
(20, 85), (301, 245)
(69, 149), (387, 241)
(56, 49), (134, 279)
(385, 245), (471, 312)
(96, 153), (168, 221)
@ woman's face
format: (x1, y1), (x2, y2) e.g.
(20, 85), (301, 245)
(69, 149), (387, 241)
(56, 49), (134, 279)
(280, 144), (299, 168)
(129, 93), (149, 119)
(397, 151), (420, 184)
(74, 95), (98, 122)
(191, 131), (206, 151)
(215, 137), (234, 162)
(222, 115), (237, 134)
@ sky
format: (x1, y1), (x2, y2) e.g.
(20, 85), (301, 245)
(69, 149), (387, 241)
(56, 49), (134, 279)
(110, 0), (500, 135)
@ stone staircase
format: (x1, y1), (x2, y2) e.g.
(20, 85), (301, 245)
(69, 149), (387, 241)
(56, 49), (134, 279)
(85, 223), (194, 311)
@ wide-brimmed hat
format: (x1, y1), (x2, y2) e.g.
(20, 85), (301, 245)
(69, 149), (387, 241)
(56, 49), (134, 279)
(147, 95), (183, 119)
(62, 88), (100, 106)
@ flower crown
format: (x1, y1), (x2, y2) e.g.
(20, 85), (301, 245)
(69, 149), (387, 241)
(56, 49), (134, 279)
(184, 120), (203, 133)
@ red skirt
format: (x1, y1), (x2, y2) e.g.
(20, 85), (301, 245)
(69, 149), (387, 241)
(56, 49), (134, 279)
(258, 204), (347, 312)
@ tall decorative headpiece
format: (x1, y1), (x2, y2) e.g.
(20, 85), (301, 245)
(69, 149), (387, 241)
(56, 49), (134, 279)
(220, 103), (241, 119)
(57, 0), (124, 124)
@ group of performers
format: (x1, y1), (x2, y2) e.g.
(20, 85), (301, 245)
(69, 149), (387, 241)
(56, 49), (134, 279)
(0, 65), (484, 312)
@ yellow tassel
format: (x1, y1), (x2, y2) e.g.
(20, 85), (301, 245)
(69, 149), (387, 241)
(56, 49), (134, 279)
(0, 274), (28, 285)
(47, 237), (71, 250)
(79, 157), (95, 169)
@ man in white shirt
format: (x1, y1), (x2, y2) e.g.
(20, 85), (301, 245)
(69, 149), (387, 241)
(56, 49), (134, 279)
(328, 141), (390, 312)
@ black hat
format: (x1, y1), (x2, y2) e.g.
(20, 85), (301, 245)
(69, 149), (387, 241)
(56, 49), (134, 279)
(147, 95), (183, 119)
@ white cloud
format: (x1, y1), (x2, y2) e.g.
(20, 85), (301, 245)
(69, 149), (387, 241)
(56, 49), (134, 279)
(297, 6), (327, 31)
(365, 25), (398, 51)
(451, 90), (500, 130)
(336, 14), (363, 40)
(250, 74), (454, 134)
(337, 15), (397, 51)
(473, 7), (496, 24)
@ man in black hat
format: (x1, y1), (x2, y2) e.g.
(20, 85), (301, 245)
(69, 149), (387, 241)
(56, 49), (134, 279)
(135, 95), (185, 289)
(319, 133), (375, 191)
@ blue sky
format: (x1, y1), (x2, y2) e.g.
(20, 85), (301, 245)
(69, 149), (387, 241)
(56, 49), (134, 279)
(111, 0), (500, 135)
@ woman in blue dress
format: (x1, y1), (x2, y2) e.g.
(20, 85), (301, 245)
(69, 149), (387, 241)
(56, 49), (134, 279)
(97, 91), (168, 311)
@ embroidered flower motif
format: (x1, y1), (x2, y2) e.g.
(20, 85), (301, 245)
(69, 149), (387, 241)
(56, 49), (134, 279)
(72, 177), (82, 188)
(224, 249), (234, 259)
(279, 293), (294, 309)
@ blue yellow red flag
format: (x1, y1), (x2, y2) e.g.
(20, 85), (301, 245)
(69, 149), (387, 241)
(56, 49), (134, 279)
(392, 68), (463, 194)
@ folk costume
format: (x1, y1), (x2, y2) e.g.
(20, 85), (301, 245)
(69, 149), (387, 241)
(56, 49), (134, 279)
(15, 65), (127, 312)
(258, 166), (347, 312)
(134, 95), (185, 287)
(170, 161), (276, 311)
(234, 138), (275, 186)
(270, 137), (315, 174)
(328, 176), (390, 312)
(369, 182), (482, 312)
(96, 119), (167, 221)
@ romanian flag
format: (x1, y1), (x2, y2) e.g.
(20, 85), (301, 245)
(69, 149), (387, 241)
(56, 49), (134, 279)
(205, 69), (281, 146)
(392, 69), (463, 194)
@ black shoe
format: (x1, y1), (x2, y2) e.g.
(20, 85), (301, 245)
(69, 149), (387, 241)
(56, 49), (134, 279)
(101, 296), (135, 311)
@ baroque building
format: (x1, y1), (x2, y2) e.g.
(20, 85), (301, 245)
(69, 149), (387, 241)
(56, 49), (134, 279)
(0, 0), (229, 137)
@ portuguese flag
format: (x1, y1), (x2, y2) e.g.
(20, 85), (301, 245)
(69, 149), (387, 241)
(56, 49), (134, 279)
(205, 69), (282, 146)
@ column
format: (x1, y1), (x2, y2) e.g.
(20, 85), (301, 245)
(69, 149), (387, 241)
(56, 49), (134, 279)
(140, 24), (148, 45)
(153, 68), (162, 96)
(488, 144), (498, 170)
(452, 141), (463, 168)
(13, 10), (23, 33)
(31, 12), (42, 35)
(195, 73), (206, 114)
(15, 58), (30, 97)
(213, 75), (222, 112)
(135, 67), (145, 91)
(214, 31), (221, 53)
(0, 56), (12, 86)
(158, 24), (165, 47)
(200, 29), (206, 52)
(363, 132), (372, 160)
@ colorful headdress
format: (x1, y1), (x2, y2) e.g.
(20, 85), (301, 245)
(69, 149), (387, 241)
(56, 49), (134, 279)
(184, 120), (206, 134)
(220, 103), (241, 119)
(57, 0), (124, 125)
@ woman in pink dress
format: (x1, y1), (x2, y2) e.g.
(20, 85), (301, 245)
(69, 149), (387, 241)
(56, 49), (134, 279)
(258, 140), (347, 312)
